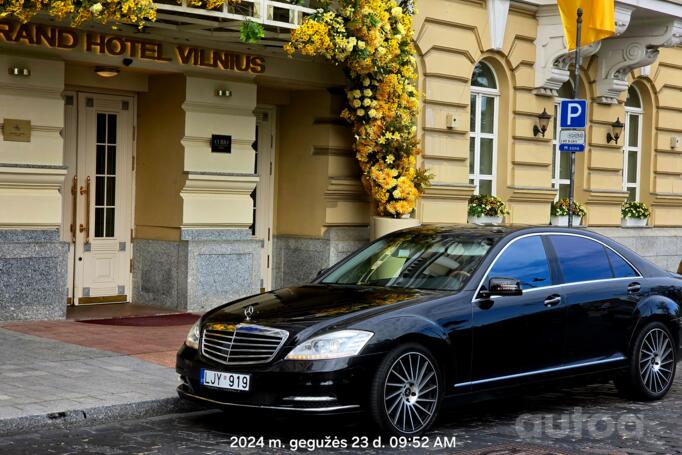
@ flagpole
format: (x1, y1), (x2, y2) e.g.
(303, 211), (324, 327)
(568, 7), (583, 228)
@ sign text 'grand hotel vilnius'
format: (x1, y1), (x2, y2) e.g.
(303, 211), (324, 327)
(0, 21), (265, 73)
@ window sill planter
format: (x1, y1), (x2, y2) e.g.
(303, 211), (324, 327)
(468, 215), (504, 225)
(621, 217), (648, 228)
(370, 216), (420, 240)
(550, 215), (583, 227)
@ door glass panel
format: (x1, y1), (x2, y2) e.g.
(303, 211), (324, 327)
(480, 96), (495, 134)
(469, 139), (475, 174)
(550, 236), (613, 283)
(479, 179), (492, 196)
(94, 112), (117, 238)
(606, 249), (638, 278)
(479, 138), (493, 174)
(627, 150), (638, 183)
(559, 184), (570, 200)
(250, 125), (259, 236)
(628, 115), (639, 148)
(488, 236), (551, 289)
(559, 152), (571, 180)
(627, 187), (637, 201)
(469, 95), (477, 132)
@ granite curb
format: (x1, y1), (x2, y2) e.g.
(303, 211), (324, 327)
(0, 395), (201, 436)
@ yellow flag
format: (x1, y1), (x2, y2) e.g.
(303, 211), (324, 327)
(558, 0), (615, 50)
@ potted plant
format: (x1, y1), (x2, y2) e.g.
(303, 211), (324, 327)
(621, 201), (650, 227)
(467, 194), (510, 225)
(550, 198), (587, 226)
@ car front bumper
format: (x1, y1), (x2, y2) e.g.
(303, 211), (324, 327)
(176, 344), (383, 414)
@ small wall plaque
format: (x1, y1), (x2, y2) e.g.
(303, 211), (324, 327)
(211, 134), (232, 154)
(2, 119), (31, 142)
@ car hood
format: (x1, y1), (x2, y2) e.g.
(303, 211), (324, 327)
(201, 284), (439, 333)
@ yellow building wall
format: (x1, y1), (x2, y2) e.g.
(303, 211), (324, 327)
(413, 0), (682, 227)
(0, 53), (66, 227)
(135, 74), (186, 241)
(275, 89), (360, 238)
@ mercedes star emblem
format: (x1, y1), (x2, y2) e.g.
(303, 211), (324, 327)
(244, 305), (255, 321)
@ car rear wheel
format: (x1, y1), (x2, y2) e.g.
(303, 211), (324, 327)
(369, 343), (443, 436)
(614, 321), (676, 400)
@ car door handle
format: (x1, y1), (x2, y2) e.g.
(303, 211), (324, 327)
(544, 295), (562, 307)
(627, 282), (641, 294)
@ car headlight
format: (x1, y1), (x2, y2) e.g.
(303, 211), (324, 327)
(185, 320), (201, 349)
(285, 330), (373, 360)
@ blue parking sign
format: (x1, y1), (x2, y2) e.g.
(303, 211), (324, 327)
(559, 99), (587, 129)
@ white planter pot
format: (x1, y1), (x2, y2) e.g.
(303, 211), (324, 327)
(370, 216), (421, 240)
(621, 217), (648, 228)
(468, 215), (503, 225)
(550, 215), (582, 227)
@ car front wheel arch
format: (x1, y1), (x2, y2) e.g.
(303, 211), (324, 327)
(390, 333), (454, 390)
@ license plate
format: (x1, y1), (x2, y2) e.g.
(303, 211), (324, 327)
(200, 369), (250, 391)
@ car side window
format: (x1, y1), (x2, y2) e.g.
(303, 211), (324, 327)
(549, 236), (613, 283)
(488, 236), (551, 290)
(606, 248), (638, 278)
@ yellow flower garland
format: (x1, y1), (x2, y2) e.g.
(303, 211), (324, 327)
(285, 0), (430, 218)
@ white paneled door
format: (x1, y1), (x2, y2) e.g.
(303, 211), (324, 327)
(64, 93), (134, 305)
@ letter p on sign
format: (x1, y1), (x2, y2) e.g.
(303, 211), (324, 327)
(559, 99), (587, 129)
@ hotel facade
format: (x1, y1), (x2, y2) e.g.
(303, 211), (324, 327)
(2, 0), (682, 321)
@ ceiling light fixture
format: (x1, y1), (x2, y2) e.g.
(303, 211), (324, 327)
(95, 66), (120, 78)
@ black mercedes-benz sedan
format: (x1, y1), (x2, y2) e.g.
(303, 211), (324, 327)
(176, 225), (682, 436)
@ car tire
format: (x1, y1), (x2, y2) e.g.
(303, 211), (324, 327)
(614, 321), (676, 401)
(369, 343), (443, 436)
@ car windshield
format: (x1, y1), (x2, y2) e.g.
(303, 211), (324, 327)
(321, 232), (494, 291)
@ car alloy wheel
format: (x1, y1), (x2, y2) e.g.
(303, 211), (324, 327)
(382, 350), (439, 434)
(639, 327), (675, 395)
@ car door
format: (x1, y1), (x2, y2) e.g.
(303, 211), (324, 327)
(470, 235), (565, 387)
(547, 234), (643, 364)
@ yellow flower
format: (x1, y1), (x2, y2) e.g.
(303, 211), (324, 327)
(391, 6), (403, 17)
(357, 108), (365, 116)
(368, 109), (377, 118)
(363, 98), (371, 107)
(363, 88), (372, 97)
(352, 99), (362, 108)
(386, 154), (395, 164)
(357, 41), (366, 50)
(353, 89), (362, 98)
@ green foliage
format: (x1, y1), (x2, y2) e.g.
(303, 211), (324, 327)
(621, 201), (650, 219)
(240, 19), (265, 44)
(551, 198), (587, 217)
(467, 194), (510, 217)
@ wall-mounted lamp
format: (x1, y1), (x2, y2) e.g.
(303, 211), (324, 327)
(95, 66), (120, 78)
(215, 89), (232, 97)
(606, 117), (625, 144)
(533, 108), (552, 137)
(8, 66), (30, 77)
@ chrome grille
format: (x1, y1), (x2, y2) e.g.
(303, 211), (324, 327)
(201, 323), (289, 366)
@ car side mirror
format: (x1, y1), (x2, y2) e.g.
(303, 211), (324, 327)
(486, 277), (523, 297)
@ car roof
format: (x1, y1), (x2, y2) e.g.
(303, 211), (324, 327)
(396, 224), (666, 277)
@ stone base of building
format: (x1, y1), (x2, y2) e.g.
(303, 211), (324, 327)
(273, 227), (369, 289)
(132, 229), (262, 313)
(591, 227), (682, 272)
(0, 229), (68, 321)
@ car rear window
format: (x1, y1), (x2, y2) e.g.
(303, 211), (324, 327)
(549, 235), (614, 283)
(606, 248), (638, 278)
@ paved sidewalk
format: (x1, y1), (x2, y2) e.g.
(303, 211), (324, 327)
(0, 314), (200, 435)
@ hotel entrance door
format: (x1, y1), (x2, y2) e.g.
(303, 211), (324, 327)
(63, 93), (135, 305)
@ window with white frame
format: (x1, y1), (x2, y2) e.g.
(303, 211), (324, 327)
(551, 81), (576, 200)
(623, 86), (643, 201)
(469, 62), (499, 196)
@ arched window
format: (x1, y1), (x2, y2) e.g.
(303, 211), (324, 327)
(623, 86), (643, 201)
(469, 62), (499, 195)
(551, 80), (586, 199)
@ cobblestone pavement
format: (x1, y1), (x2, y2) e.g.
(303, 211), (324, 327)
(0, 327), (183, 432)
(1, 372), (681, 454)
